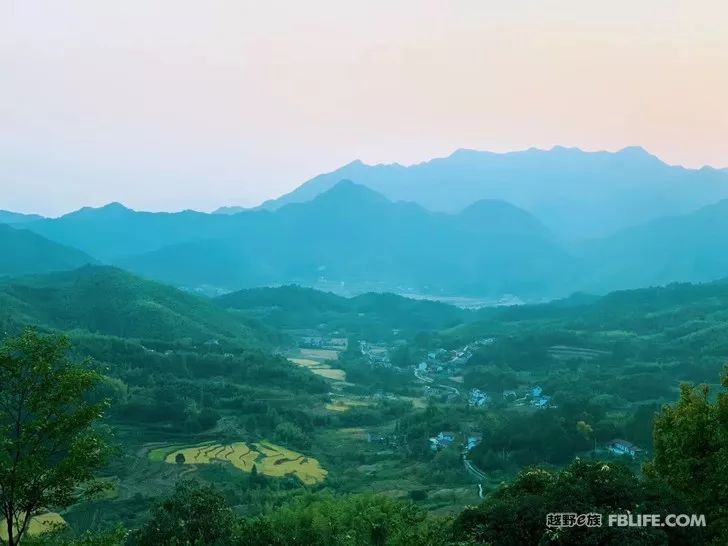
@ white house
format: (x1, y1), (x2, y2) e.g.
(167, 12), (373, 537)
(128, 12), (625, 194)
(429, 431), (456, 451)
(607, 439), (643, 458)
(466, 433), (483, 451)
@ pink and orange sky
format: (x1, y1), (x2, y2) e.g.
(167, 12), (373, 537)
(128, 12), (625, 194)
(1, 0), (727, 216)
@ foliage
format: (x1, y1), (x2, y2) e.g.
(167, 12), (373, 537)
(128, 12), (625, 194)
(646, 367), (728, 543)
(217, 284), (469, 340)
(0, 330), (110, 546)
(453, 459), (697, 545)
(130, 481), (236, 546)
(237, 493), (452, 545)
(0, 266), (280, 346)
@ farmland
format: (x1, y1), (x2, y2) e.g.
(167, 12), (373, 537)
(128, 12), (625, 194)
(149, 440), (328, 485)
(288, 348), (347, 381)
(325, 396), (373, 412)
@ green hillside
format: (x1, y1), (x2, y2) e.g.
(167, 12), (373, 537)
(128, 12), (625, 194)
(217, 284), (471, 338)
(0, 265), (277, 345)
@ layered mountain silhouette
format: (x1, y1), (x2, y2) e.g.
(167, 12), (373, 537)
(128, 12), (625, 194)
(23, 202), (235, 261)
(0, 223), (95, 277)
(118, 181), (573, 297)
(258, 146), (728, 240)
(0, 210), (44, 224)
(578, 199), (728, 293)
(7, 146), (728, 301)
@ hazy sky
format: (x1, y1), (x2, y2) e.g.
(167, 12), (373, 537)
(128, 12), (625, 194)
(2, 1), (727, 216)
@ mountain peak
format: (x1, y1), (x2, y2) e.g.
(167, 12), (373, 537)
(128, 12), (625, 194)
(618, 145), (648, 155)
(309, 179), (390, 207)
(68, 202), (134, 218)
(102, 202), (132, 211)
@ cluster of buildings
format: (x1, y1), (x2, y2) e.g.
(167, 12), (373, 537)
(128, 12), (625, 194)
(416, 338), (496, 378)
(528, 386), (553, 409)
(301, 335), (348, 350)
(465, 385), (552, 409)
(468, 388), (491, 407)
(360, 341), (392, 368)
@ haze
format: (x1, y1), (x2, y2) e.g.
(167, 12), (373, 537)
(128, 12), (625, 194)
(2, 0), (727, 216)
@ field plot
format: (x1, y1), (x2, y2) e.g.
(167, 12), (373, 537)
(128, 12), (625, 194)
(300, 348), (339, 361)
(288, 352), (346, 381)
(0, 513), (65, 541)
(548, 345), (611, 361)
(325, 397), (373, 412)
(152, 440), (327, 485)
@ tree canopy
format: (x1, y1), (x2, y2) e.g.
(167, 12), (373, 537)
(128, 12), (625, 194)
(0, 330), (110, 546)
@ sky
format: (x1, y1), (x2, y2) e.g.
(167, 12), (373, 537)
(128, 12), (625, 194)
(1, 1), (727, 216)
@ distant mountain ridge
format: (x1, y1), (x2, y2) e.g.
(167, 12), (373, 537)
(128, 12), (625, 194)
(213, 206), (247, 215)
(10, 147), (728, 301)
(24, 202), (235, 261)
(0, 210), (44, 224)
(0, 223), (95, 277)
(257, 146), (728, 240)
(118, 181), (572, 298)
(577, 198), (728, 293)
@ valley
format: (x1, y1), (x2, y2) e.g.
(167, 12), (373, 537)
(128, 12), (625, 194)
(1, 265), (715, 537)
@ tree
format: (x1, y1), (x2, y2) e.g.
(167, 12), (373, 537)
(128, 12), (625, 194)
(131, 481), (236, 546)
(452, 459), (695, 545)
(0, 330), (110, 546)
(237, 493), (451, 545)
(175, 453), (186, 465)
(646, 367), (728, 543)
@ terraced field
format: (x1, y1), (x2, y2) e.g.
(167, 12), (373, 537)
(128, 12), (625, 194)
(288, 356), (346, 381)
(150, 440), (328, 485)
(255, 441), (328, 484)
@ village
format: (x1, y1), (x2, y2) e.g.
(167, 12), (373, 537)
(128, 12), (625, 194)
(284, 327), (645, 483)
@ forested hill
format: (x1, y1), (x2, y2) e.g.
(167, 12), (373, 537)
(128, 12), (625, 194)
(216, 284), (471, 338)
(492, 278), (728, 336)
(0, 265), (280, 346)
(431, 278), (728, 391)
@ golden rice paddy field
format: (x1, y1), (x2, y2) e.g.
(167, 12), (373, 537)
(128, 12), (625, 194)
(288, 356), (346, 381)
(149, 440), (327, 485)
(0, 513), (65, 541)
